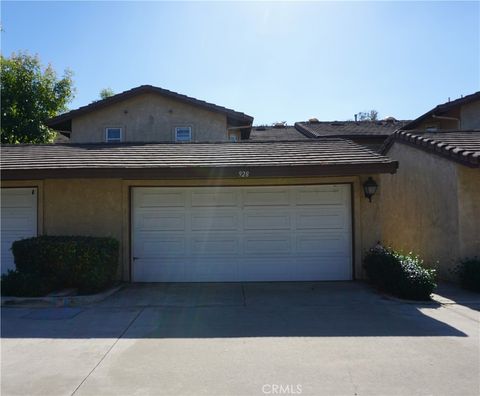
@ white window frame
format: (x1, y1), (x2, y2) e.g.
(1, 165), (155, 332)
(175, 126), (192, 142)
(105, 127), (122, 143)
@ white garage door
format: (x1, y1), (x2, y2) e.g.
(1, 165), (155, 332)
(132, 185), (352, 282)
(1, 188), (38, 274)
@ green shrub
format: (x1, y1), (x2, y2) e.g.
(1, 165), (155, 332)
(1, 236), (119, 296)
(456, 257), (480, 292)
(1, 270), (55, 297)
(364, 246), (437, 300)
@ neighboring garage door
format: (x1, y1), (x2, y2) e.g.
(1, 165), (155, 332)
(1, 188), (37, 274)
(132, 185), (352, 282)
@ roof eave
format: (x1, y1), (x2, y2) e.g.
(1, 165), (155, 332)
(1, 162), (398, 181)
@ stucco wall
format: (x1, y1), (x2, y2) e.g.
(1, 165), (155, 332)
(70, 93), (228, 143)
(457, 166), (480, 258)
(460, 100), (480, 130)
(380, 143), (461, 278)
(2, 175), (382, 281)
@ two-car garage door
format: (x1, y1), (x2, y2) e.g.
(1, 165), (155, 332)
(132, 185), (352, 282)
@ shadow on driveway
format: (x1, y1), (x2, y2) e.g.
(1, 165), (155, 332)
(1, 281), (467, 339)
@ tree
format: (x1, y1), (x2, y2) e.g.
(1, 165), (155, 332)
(99, 87), (114, 100)
(1, 52), (75, 144)
(357, 109), (379, 121)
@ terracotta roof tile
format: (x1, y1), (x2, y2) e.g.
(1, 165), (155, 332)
(381, 130), (480, 167)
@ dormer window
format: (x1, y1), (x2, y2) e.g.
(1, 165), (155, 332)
(105, 127), (122, 143)
(175, 127), (192, 142)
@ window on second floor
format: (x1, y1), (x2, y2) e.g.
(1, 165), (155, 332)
(175, 127), (192, 142)
(105, 127), (122, 143)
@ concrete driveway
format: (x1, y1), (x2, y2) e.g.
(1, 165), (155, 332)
(1, 282), (479, 396)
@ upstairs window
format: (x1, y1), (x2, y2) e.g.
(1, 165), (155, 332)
(105, 127), (122, 143)
(175, 127), (192, 142)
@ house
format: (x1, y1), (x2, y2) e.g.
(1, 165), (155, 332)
(294, 118), (409, 151)
(48, 85), (254, 143)
(1, 85), (398, 283)
(380, 92), (480, 279)
(402, 91), (480, 131)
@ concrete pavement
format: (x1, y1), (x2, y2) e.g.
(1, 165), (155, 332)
(2, 282), (479, 396)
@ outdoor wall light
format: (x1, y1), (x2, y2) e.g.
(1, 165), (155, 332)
(363, 177), (378, 202)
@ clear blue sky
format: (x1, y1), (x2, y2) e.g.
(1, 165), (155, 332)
(2, 1), (479, 124)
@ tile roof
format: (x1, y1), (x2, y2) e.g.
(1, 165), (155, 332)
(46, 85), (254, 132)
(382, 130), (480, 167)
(403, 91), (480, 130)
(295, 120), (409, 138)
(249, 126), (309, 141)
(1, 140), (398, 179)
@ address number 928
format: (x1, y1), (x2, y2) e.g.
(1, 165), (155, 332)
(238, 170), (250, 178)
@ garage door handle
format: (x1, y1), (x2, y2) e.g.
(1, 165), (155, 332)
(133, 257), (140, 261)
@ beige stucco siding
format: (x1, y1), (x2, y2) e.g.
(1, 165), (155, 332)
(380, 143), (480, 279)
(70, 93), (228, 143)
(460, 101), (480, 130)
(2, 175), (383, 281)
(457, 166), (480, 259)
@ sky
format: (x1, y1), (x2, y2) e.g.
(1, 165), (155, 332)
(1, 1), (479, 125)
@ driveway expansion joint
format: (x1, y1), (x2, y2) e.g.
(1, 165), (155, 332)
(70, 307), (145, 396)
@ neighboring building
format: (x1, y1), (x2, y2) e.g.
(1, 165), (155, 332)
(249, 125), (308, 141)
(47, 85), (254, 143)
(294, 119), (409, 151)
(402, 91), (480, 131)
(0, 85), (398, 283)
(380, 130), (480, 279)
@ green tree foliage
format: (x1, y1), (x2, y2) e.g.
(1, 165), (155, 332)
(357, 109), (379, 121)
(1, 52), (75, 143)
(99, 87), (114, 100)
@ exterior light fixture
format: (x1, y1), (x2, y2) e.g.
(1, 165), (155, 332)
(363, 177), (378, 203)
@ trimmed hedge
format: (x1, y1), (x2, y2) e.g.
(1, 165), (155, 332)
(1, 236), (119, 296)
(363, 246), (437, 300)
(456, 258), (480, 292)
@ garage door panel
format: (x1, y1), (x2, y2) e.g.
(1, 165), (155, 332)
(190, 258), (238, 281)
(132, 185), (352, 282)
(137, 190), (186, 207)
(295, 186), (347, 206)
(135, 233), (186, 257)
(239, 258), (292, 281)
(294, 257), (351, 280)
(295, 233), (350, 255)
(191, 233), (239, 255)
(1, 192), (36, 208)
(191, 190), (238, 207)
(191, 210), (238, 231)
(243, 210), (291, 230)
(243, 189), (290, 206)
(243, 233), (292, 255)
(134, 259), (186, 282)
(296, 209), (347, 230)
(136, 211), (185, 231)
(1, 213), (36, 230)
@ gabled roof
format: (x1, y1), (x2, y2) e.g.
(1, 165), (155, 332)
(1, 140), (398, 180)
(381, 130), (480, 168)
(46, 85), (254, 132)
(402, 91), (480, 130)
(294, 120), (409, 139)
